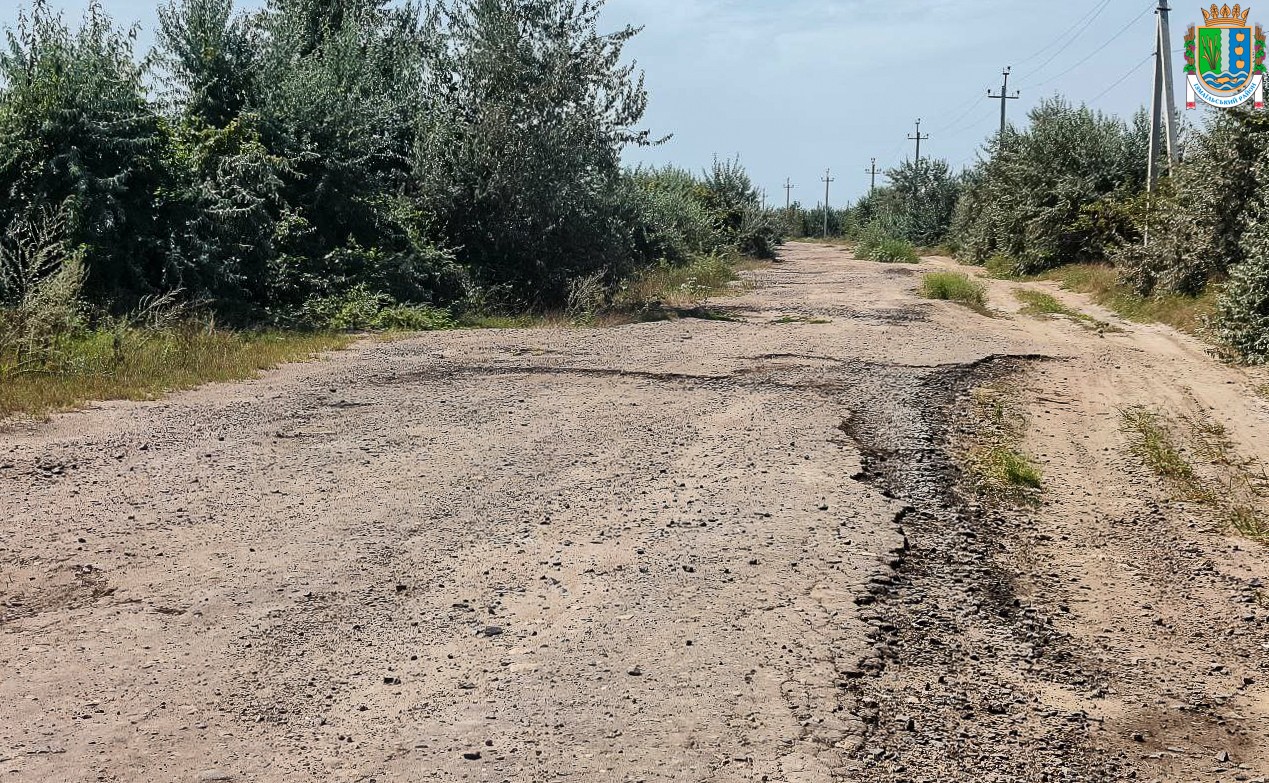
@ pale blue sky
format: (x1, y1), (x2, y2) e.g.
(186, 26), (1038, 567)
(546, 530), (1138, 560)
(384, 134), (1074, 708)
(10, 0), (1196, 204)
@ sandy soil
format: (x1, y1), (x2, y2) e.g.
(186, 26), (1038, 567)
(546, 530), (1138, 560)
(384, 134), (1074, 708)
(2, 242), (1267, 782)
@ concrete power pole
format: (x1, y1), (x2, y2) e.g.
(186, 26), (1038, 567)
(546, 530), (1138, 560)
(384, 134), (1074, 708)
(1147, 0), (1180, 194)
(865, 158), (878, 195)
(987, 66), (1021, 137)
(908, 119), (930, 197)
(821, 169), (835, 238)
(784, 177), (796, 210)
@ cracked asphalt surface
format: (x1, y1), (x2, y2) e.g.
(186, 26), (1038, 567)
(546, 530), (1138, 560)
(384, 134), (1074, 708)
(3, 243), (1268, 782)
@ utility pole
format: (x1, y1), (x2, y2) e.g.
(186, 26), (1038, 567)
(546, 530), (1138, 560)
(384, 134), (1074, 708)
(987, 66), (1020, 137)
(908, 118), (930, 167)
(1147, 0), (1180, 195)
(821, 169), (834, 238)
(908, 119), (930, 198)
(864, 158), (878, 195)
(784, 177), (796, 210)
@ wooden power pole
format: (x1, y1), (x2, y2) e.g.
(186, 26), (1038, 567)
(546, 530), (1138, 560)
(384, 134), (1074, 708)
(784, 177), (796, 210)
(864, 158), (878, 195)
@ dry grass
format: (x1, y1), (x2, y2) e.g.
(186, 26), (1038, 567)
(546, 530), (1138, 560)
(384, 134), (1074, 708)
(0, 329), (348, 421)
(1119, 406), (1202, 494)
(1119, 405), (1269, 543)
(1038, 264), (1217, 336)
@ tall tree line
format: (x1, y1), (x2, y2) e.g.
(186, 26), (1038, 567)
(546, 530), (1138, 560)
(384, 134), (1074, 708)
(0, 0), (778, 324)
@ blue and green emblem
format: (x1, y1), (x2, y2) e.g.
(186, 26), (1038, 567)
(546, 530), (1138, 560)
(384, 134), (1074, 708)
(1185, 4), (1266, 108)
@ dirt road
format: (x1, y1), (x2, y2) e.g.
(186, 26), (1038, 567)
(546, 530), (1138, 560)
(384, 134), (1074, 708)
(3, 243), (1268, 782)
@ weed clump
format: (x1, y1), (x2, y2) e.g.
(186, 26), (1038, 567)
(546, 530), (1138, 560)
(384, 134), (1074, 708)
(921, 271), (987, 308)
(1119, 405), (1269, 543)
(962, 385), (1043, 502)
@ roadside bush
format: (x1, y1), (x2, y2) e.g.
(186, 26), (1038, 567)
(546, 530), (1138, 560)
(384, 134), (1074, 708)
(296, 285), (453, 332)
(0, 211), (88, 376)
(856, 221), (920, 263)
(868, 238), (920, 264)
(1215, 187), (1269, 362)
(921, 271), (987, 307)
(951, 98), (1148, 273)
(0, 2), (170, 307)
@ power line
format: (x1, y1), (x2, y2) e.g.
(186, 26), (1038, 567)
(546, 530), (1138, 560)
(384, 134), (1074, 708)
(1015, 0), (1114, 67)
(920, 0), (1129, 147)
(1022, 2), (1157, 90)
(1087, 53), (1153, 104)
(1024, 0), (1115, 77)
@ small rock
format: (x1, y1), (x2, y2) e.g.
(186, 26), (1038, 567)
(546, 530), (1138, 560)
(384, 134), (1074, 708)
(627, 666), (643, 676)
(197, 771), (235, 782)
(462, 751), (482, 761)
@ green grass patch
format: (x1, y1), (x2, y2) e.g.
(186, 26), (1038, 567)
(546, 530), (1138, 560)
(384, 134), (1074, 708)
(863, 238), (920, 264)
(921, 271), (988, 309)
(1013, 289), (1119, 332)
(961, 385), (1043, 502)
(1119, 406), (1201, 492)
(972, 444), (1043, 490)
(614, 255), (743, 311)
(0, 328), (348, 421)
(984, 254), (1022, 280)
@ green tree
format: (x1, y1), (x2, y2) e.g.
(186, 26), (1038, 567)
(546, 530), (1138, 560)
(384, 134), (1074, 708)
(0, 1), (170, 305)
(416, 0), (654, 305)
(951, 98), (1148, 274)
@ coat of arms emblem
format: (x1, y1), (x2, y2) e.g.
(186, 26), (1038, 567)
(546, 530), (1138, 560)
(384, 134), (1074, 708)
(1185, 4), (1266, 108)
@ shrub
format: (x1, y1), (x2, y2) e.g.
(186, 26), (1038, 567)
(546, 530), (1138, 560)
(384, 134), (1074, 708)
(920, 271), (987, 307)
(984, 254), (1021, 279)
(0, 211), (88, 376)
(0, 2), (170, 307)
(1215, 208), (1269, 363)
(296, 285), (453, 332)
(866, 238), (920, 264)
(950, 98), (1148, 273)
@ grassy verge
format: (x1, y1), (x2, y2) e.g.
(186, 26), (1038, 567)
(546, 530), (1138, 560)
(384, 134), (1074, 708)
(920, 271), (989, 313)
(1119, 405), (1268, 543)
(612, 254), (762, 317)
(961, 385), (1043, 503)
(1013, 289), (1118, 332)
(1, 329), (348, 421)
(988, 262), (1215, 335)
(1039, 265), (1217, 335)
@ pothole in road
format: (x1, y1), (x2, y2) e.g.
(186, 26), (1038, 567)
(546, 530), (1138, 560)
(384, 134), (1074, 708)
(831, 354), (1134, 781)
